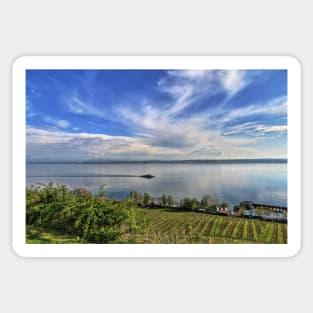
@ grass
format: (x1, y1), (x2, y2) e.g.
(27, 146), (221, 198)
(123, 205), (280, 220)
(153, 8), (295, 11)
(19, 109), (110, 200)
(26, 226), (83, 244)
(26, 208), (287, 244)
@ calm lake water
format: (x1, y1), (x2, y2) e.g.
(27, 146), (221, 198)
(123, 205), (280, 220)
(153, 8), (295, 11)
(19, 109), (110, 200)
(26, 162), (287, 208)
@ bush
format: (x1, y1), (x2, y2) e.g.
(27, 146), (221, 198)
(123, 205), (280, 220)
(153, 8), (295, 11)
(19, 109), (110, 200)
(26, 184), (137, 243)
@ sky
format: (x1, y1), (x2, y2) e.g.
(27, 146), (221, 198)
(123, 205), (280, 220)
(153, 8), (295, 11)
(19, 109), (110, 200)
(26, 69), (287, 161)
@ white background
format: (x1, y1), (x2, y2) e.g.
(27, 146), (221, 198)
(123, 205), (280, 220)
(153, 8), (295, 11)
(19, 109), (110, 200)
(0, 1), (311, 312)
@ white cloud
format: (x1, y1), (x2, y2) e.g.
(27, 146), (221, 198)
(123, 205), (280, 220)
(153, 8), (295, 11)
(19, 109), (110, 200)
(108, 73), (287, 160)
(166, 70), (208, 80)
(27, 122), (266, 161)
(26, 99), (37, 119)
(27, 126), (184, 160)
(220, 96), (287, 124)
(44, 117), (70, 129)
(27, 70), (287, 160)
(261, 125), (287, 133)
(66, 95), (104, 118)
(223, 123), (287, 136)
(165, 69), (248, 94)
(114, 91), (287, 157)
(220, 70), (246, 93)
(156, 70), (254, 117)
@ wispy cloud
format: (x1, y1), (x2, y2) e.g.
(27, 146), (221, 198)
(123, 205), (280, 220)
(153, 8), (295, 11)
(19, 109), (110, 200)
(27, 126), (188, 160)
(219, 96), (287, 125)
(223, 122), (287, 136)
(222, 70), (247, 92)
(66, 94), (104, 117)
(26, 81), (41, 119)
(44, 117), (70, 129)
(26, 69), (287, 160)
(104, 71), (286, 159)
(262, 125), (287, 133)
(27, 123), (263, 161)
(156, 70), (254, 117)
(26, 99), (37, 119)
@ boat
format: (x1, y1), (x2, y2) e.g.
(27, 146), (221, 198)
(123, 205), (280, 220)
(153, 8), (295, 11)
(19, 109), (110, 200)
(140, 174), (155, 179)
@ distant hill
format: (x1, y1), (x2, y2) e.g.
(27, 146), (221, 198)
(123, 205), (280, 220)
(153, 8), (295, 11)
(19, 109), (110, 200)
(27, 158), (287, 164)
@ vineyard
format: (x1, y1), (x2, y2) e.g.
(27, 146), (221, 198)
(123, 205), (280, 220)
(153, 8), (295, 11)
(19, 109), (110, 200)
(26, 184), (287, 244)
(120, 208), (287, 244)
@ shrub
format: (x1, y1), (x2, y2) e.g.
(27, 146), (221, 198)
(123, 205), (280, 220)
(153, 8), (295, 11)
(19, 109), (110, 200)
(26, 184), (137, 243)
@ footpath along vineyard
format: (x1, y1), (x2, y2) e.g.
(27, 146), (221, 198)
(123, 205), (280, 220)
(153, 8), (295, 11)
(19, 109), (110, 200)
(120, 208), (287, 244)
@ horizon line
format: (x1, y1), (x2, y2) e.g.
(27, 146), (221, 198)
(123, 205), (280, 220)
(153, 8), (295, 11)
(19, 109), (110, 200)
(27, 158), (287, 164)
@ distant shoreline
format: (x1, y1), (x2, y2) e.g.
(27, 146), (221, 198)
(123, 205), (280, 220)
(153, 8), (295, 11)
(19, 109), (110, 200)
(27, 158), (287, 165)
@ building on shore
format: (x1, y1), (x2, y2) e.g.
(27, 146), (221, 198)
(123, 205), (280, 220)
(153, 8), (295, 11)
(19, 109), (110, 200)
(233, 201), (287, 213)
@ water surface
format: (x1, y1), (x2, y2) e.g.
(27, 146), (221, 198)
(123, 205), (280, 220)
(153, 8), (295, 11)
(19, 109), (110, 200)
(26, 162), (287, 208)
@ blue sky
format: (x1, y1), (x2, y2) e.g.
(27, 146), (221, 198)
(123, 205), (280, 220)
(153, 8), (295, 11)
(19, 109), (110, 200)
(26, 69), (287, 160)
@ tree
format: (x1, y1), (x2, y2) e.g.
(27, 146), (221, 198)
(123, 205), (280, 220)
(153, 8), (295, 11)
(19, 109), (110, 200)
(200, 194), (218, 209)
(200, 194), (211, 209)
(161, 194), (167, 208)
(220, 201), (230, 209)
(98, 184), (107, 197)
(179, 198), (192, 211)
(129, 190), (143, 205)
(191, 198), (200, 211)
(166, 195), (174, 208)
(143, 193), (151, 207)
(150, 197), (156, 207)
(26, 183), (137, 243)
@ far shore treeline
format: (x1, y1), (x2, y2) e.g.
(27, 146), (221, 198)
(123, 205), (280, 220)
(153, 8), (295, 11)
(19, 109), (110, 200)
(26, 183), (287, 244)
(26, 158), (287, 164)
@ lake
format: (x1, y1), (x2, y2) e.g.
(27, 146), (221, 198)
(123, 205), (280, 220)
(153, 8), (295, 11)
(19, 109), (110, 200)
(26, 162), (287, 209)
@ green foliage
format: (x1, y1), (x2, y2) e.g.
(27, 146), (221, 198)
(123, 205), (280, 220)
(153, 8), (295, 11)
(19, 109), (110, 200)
(26, 184), (288, 244)
(143, 193), (151, 207)
(98, 184), (107, 197)
(190, 198), (200, 211)
(150, 197), (156, 207)
(26, 225), (82, 244)
(161, 194), (167, 207)
(200, 194), (219, 209)
(128, 190), (144, 205)
(120, 208), (287, 244)
(179, 197), (199, 211)
(166, 195), (174, 208)
(26, 184), (137, 243)
(179, 198), (192, 211)
(220, 201), (230, 208)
